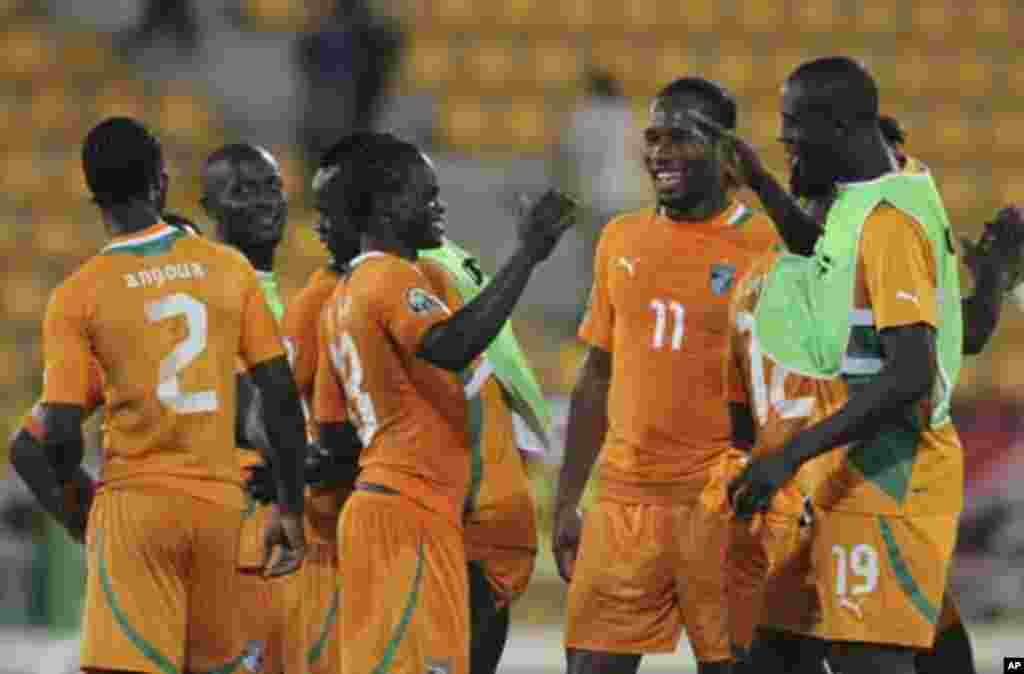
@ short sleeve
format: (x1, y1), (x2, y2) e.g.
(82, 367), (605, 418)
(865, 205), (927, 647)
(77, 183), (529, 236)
(578, 231), (614, 349)
(238, 266), (287, 369)
(42, 284), (93, 406)
(313, 306), (349, 426)
(369, 261), (452, 356)
(860, 207), (938, 330)
(283, 280), (332, 398)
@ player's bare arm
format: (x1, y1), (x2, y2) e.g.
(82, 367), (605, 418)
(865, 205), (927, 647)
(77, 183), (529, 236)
(961, 205), (1024, 355)
(552, 346), (610, 582)
(688, 110), (820, 255)
(247, 355), (307, 516)
(729, 402), (756, 451)
(729, 323), (936, 517)
(418, 188), (576, 372)
(9, 423), (93, 542)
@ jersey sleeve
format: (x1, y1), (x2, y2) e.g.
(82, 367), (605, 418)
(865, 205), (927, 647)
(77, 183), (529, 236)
(238, 266), (287, 369)
(860, 207), (939, 330)
(313, 307), (349, 426)
(282, 283), (326, 398)
(369, 261), (452, 357)
(41, 284), (93, 406)
(578, 229), (614, 349)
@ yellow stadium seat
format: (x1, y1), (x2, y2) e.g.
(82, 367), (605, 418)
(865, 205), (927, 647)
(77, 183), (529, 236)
(525, 41), (584, 93)
(930, 106), (971, 153)
(993, 115), (1024, 155)
(623, 0), (660, 30)
(951, 54), (992, 98)
(58, 32), (115, 79)
(558, 0), (594, 33)
(459, 40), (522, 93)
(245, 0), (323, 32)
(590, 3), (626, 33)
(494, 0), (540, 30)
(156, 88), (216, 146)
(889, 48), (928, 98)
(502, 99), (557, 153)
(1, 273), (49, 322)
(440, 97), (493, 153)
(998, 173), (1024, 204)
(790, 0), (843, 32)
(735, 0), (785, 33)
(707, 43), (755, 94)
(911, 1), (958, 35)
(972, 2), (1011, 34)
(91, 79), (149, 121)
(1, 27), (53, 81)
(30, 81), (84, 145)
(649, 44), (699, 94)
(767, 47), (814, 89)
(2, 153), (48, 205)
(590, 38), (657, 96)
(937, 169), (977, 214)
(433, 0), (484, 29)
(656, 0), (716, 32)
(852, 0), (906, 33)
(399, 36), (453, 91)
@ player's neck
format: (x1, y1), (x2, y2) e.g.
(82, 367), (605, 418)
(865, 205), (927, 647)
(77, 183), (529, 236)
(836, 132), (897, 185)
(238, 244), (276, 273)
(660, 188), (729, 224)
(104, 202), (162, 238)
(361, 234), (417, 261)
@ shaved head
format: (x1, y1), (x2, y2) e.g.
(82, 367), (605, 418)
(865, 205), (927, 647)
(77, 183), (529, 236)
(786, 56), (879, 131)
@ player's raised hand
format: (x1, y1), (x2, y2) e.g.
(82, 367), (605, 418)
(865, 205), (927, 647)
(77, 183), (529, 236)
(686, 110), (767, 190)
(727, 452), (798, 520)
(972, 205), (1024, 294)
(262, 507), (306, 578)
(516, 188), (577, 263)
(551, 504), (583, 583)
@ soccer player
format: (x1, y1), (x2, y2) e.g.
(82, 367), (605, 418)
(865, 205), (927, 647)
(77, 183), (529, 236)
(720, 56), (964, 674)
(199, 142), (296, 674)
(696, 105), (1024, 674)
(313, 131), (575, 674)
(551, 77), (779, 674)
(13, 117), (307, 674)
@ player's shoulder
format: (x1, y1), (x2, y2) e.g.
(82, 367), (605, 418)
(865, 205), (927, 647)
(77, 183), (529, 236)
(349, 251), (423, 286)
(729, 203), (780, 250)
(863, 203), (927, 242)
(734, 252), (779, 310)
(597, 207), (657, 249)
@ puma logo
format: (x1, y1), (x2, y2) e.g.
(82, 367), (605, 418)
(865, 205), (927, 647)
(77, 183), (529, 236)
(617, 257), (636, 277)
(896, 291), (920, 306)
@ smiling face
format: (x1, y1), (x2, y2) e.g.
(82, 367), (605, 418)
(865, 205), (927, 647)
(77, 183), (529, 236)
(644, 95), (727, 213)
(379, 153), (447, 251)
(780, 81), (846, 199)
(202, 151), (287, 251)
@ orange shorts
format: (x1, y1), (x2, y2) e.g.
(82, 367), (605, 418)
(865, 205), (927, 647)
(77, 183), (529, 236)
(338, 490), (469, 674)
(284, 543), (339, 674)
(81, 486), (245, 674)
(236, 570), (297, 674)
(807, 509), (957, 648)
(465, 490), (537, 607)
(564, 498), (731, 662)
(700, 450), (819, 650)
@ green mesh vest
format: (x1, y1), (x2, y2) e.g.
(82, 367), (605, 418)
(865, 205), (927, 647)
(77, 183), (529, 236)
(754, 171), (962, 426)
(421, 239), (553, 448)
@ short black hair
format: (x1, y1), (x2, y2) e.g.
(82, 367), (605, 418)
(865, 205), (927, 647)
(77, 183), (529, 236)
(878, 115), (906, 146)
(82, 117), (163, 208)
(787, 56), (879, 129)
(317, 131), (422, 225)
(655, 77), (737, 130)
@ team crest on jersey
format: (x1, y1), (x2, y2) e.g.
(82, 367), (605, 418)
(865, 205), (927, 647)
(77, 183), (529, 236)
(425, 658), (452, 674)
(710, 263), (737, 295)
(407, 288), (447, 315)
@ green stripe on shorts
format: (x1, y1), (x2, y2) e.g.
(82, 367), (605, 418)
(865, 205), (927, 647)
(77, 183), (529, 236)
(878, 516), (939, 624)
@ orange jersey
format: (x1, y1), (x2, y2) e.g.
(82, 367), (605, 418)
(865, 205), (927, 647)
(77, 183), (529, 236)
(418, 259), (537, 553)
(282, 265), (345, 544)
(23, 358), (105, 441)
(42, 222), (285, 507)
(314, 252), (469, 524)
(580, 202), (779, 503)
(725, 254), (845, 503)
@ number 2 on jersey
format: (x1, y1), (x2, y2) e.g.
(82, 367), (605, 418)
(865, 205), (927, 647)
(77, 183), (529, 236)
(145, 293), (218, 414)
(735, 311), (813, 425)
(330, 332), (379, 446)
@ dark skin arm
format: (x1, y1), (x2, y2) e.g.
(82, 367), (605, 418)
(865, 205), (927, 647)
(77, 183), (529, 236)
(418, 189), (576, 372)
(729, 323), (936, 517)
(551, 346), (611, 581)
(307, 421), (362, 489)
(688, 111), (821, 255)
(246, 355), (307, 515)
(729, 402), (757, 451)
(959, 207), (1024, 355)
(961, 254), (1004, 356)
(9, 424), (93, 543)
(235, 372), (271, 450)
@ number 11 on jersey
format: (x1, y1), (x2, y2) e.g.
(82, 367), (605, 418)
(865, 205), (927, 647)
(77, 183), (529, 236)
(650, 298), (684, 351)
